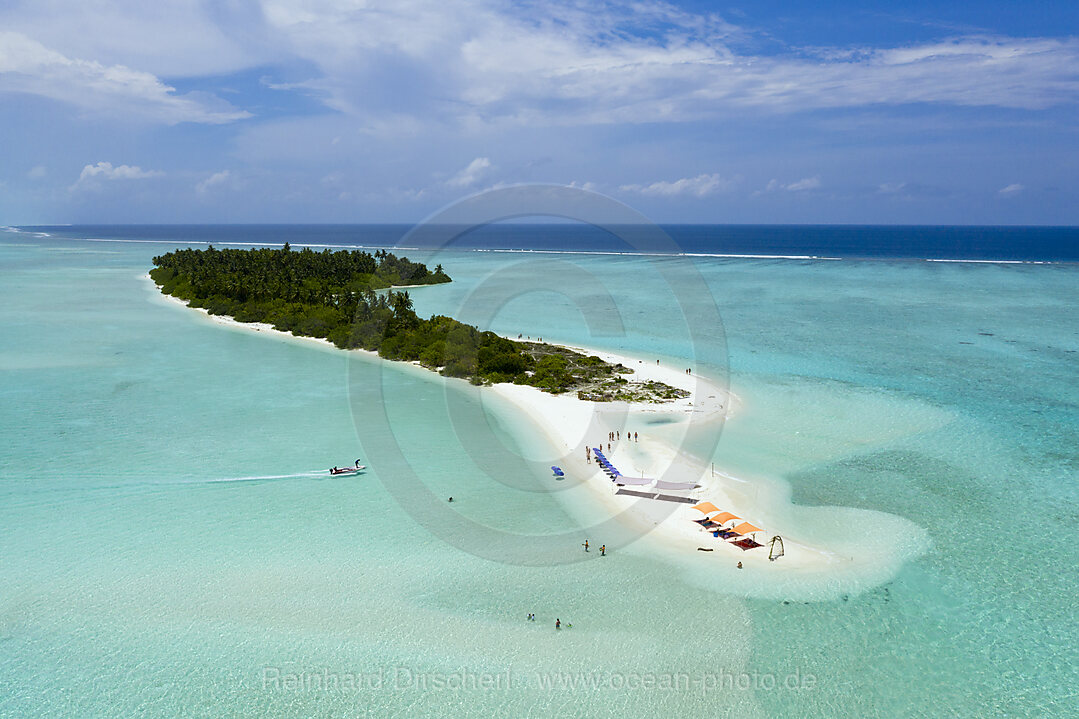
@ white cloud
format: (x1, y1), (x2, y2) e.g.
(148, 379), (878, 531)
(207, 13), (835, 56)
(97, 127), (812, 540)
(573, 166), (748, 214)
(0, 31), (249, 124)
(196, 170), (232, 195)
(0, 1), (264, 78)
(27, 165), (46, 179)
(762, 176), (822, 193)
(785, 176), (822, 191)
(620, 173), (735, 197)
(76, 161), (161, 182)
(878, 182), (907, 194)
(446, 157), (492, 188)
(998, 183), (1024, 196)
(71, 161), (162, 190)
(4, 3), (1076, 134)
(249, 1), (1079, 129)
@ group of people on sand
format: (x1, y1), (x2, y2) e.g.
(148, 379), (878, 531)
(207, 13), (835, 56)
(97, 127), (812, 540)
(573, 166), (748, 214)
(585, 431), (638, 462)
(582, 539), (605, 556)
(657, 358), (693, 375)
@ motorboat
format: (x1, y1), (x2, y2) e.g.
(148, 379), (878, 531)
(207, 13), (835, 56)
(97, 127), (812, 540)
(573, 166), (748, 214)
(330, 460), (366, 476)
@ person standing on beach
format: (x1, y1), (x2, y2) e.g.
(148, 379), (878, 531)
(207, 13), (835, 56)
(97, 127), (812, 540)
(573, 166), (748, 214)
(634, 432), (638, 442)
(556, 619), (561, 630)
(600, 545), (606, 556)
(583, 539), (589, 552)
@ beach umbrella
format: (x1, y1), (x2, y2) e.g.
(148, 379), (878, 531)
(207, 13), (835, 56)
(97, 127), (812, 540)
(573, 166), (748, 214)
(710, 511), (740, 525)
(731, 521), (762, 536)
(690, 501), (720, 515)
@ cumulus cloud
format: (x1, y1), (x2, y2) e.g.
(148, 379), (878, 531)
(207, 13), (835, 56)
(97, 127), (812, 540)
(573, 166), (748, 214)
(4, 3), (1077, 133)
(446, 157), (492, 188)
(74, 161), (162, 187)
(568, 180), (598, 192)
(0, 31), (249, 124)
(763, 176), (822, 193)
(248, 1), (1079, 129)
(0, 1), (263, 78)
(196, 170), (232, 195)
(997, 183), (1024, 196)
(784, 176), (822, 191)
(620, 173), (735, 197)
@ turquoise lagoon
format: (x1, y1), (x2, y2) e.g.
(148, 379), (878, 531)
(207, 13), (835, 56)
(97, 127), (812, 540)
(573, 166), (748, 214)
(0, 231), (1076, 717)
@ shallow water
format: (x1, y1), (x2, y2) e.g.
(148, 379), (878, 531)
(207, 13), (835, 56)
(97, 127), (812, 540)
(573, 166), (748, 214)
(1, 230), (1075, 717)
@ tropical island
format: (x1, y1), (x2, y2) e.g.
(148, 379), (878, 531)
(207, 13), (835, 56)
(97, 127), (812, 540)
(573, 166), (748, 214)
(150, 244), (687, 401)
(147, 244), (882, 578)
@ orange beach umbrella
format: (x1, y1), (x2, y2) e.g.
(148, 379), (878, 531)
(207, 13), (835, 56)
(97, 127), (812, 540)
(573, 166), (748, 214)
(731, 522), (762, 536)
(710, 512), (740, 525)
(691, 502), (720, 515)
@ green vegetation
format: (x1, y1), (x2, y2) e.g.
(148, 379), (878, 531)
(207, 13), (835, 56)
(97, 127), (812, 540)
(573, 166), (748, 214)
(578, 379), (690, 403)
(518, 343), (618, 393)
(150, 245), (628, 393)
(152, 245), (689, 401)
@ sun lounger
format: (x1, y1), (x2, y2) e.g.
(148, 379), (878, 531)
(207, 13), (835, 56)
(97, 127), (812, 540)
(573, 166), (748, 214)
(615, 476), (653, 486)
(655, 494), (698, 504)
(654, 480), (700, 491)
(615, 489), (656, 499)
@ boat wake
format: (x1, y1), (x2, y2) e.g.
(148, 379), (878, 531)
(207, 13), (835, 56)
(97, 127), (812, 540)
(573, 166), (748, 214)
(200, 470), (328, 484)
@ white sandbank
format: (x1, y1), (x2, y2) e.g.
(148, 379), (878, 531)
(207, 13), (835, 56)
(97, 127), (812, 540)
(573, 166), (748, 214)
(147, 275), (923, 592)
(487, 349), (850, 571)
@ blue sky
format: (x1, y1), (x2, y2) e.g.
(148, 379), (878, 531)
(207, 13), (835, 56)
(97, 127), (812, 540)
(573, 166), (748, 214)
(1, 0), (1076, 224)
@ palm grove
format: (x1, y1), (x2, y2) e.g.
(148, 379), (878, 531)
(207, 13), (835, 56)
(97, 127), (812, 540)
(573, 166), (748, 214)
(150, 245), (619, 392)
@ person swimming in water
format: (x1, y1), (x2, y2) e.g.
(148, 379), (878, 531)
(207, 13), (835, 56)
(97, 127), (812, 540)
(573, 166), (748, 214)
(555, 618), (561, 629)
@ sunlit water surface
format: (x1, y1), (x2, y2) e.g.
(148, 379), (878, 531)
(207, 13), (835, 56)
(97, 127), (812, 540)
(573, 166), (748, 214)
(1, 229), (1075, 717)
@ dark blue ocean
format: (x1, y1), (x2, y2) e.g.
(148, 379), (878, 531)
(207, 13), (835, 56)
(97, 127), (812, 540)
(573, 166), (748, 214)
(13, 224), (1079, 261)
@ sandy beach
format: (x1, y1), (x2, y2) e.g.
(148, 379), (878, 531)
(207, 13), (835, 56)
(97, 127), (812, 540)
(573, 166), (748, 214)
(148, 275), (866, 574)
(487, 348), (855, 571)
